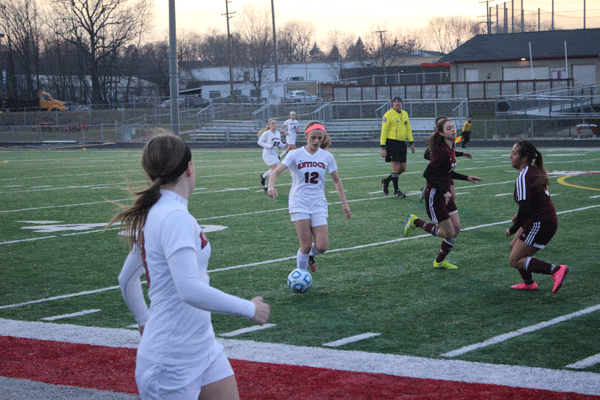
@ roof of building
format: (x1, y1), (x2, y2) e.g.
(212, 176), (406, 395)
(439, 28), (600, 63)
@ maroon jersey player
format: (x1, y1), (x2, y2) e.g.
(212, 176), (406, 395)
(505, 139), (569, 293)
(403, 117), (482, 269)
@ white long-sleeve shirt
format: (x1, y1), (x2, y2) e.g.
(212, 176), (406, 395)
(118, 190), (255, 365)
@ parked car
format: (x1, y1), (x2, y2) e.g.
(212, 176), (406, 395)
(157, 99), (183, 109)
(64, 102), (90, 111)
(284, 90), (321, 103)
(212, 95), (254, 104)
(188, 96), (211, 108)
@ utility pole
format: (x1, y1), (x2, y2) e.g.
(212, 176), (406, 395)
(521, 0), (524, 32)
(480, 0), (491, 34)
(271, 0), (278, 82)
(168, 0), (179, 135)
(551, 0), (554, 30)
(223, 0), (235, 93)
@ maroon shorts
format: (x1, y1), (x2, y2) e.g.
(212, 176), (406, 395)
(518, 217), (557, 249)
(425, 187), (457, 223)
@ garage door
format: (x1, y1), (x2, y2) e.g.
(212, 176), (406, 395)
(572, 64), (596, 86)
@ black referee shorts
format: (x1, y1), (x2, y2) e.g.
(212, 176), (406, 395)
(385, 139), (407, 163)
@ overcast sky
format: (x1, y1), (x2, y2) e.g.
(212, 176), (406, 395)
(151, 0), (600, 47)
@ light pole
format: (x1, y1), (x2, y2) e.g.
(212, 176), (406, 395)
(0, 32), (4, 110)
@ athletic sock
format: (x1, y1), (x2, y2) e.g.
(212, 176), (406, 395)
(280, 150), (287, 158)
(391, 173), (399, 191)
(296, 249), (309, 271)
(435, 238), (456, 263)
(262, 170), (271, 179)
(415, 218), (440, 237)
(518, 269), (534, 283)
(383, 175), (392, 185)
(309, 243), (322, 257)
(525, 257), (554, 275)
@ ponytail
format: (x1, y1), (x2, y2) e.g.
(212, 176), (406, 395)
(427, 116), (449, 155)
(515, 139), (549, 188)
(106, 134), (191, 248)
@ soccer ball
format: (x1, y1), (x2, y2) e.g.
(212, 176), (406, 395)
(287, 269), (312, 294)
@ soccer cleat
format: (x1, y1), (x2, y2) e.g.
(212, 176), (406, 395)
(419, 186), (426, 203)
(433, 260), (458, 269)
(404, 214), (418, 237)
(393, 190), (406, 198)
(552, 265), (569, 293)
(308, 256), (317, 271)
(381, 178), (389, 195)
(511, 281), (538, 290)
(260, 173), (266, 187)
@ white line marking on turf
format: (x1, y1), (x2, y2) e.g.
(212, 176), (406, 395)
(2, 204), (599, 307)
(441, 304), (600, 358)
(41, 309), (101, 321)
(219, 323), (277, 337)
(0, 287), (119, 310)
(495, 193), (513, 197)
(566, 354), (600, 369)
(1, 318), (599, 396)
(323, 333), (381, 347)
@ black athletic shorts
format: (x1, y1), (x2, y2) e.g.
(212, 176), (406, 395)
(385, 139), (407, 163)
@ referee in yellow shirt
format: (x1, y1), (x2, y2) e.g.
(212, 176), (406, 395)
(379, 97), (415, 198)
(461, 115), (472, 148)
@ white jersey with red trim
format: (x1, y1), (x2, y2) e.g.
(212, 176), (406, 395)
(281, 147), (338, 215)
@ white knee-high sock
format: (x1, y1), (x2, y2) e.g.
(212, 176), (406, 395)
(261, 170), (271, 179)
(296, 249), (309, 270)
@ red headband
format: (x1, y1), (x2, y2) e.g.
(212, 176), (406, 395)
(305, 124), (325, 134)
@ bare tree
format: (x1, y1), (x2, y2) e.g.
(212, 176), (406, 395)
(0, 0), (42, 98)
(426, 16), (482, 53)
(277, 20), (315, 63)
(233, 3), (272, 99)
(49, 0), (151, 105)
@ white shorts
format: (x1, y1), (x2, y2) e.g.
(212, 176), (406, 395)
(136, 351), (234, 400)
(290, 212), (328, 227)
(287, 133), (297, 145)
(263, 153), (279, 166)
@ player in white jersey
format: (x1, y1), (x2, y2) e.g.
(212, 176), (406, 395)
(257, 118), (286, 191)
(267, 121), (351, 272)
(279, 111), (299, 159)
(109, 134), (270, 400)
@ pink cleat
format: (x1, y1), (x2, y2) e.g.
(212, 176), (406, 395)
(552, 265), (569, 294)
(511, 281), (538, 290)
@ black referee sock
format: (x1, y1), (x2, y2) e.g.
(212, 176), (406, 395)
(391, 173), (399, 191)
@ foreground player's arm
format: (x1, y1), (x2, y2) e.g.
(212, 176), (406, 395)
(257, 132), (271, 149)
(330, 170), (351, 219)
(506, 199), (532, 236)
(118, 247), (150, 332)
(168, 247), (269, 325)
(267, 163), (288, 199)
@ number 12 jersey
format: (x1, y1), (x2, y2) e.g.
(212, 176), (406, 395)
(281, 147), (338, 215)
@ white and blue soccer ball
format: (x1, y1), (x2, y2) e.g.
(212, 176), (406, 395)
(287, 269), (312, 294)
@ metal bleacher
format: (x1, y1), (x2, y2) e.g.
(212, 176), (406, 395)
(188, 98), (469, 143)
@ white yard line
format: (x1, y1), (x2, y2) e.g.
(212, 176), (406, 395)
(441, 304), (600, 358)
(219, 324), (277, 337)
(566, 354), (600, 369)
(0, 318), (598, 396)
(41, 309), (101, 321)
(323, 333), (381, 347)
(2, 204), (599, 307)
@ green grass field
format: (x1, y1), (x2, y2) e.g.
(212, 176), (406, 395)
(1, 145), (599, 373)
